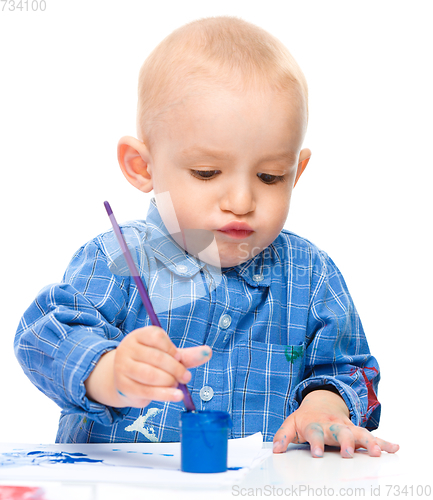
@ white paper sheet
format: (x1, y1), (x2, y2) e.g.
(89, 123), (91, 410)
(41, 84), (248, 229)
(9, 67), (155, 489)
(0, 432), (271, 487)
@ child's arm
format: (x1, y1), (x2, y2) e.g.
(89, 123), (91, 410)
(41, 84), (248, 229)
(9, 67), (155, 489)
(15, 230), (208, 425)
(274, 249), (398, 457)
(273, 389), (399, 457)
(84, 326), (211, 408)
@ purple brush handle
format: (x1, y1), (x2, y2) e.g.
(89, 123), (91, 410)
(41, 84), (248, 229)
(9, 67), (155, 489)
(104, 201), (196, 411)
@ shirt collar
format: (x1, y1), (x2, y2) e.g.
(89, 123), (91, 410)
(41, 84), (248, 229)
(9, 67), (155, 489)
(146, 198), (276, 287)
(145, 198), (206, 278)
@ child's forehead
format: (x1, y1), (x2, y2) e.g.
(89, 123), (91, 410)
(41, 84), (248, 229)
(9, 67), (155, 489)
(156, 80), (305, 124)
(149, 84), (306, 163)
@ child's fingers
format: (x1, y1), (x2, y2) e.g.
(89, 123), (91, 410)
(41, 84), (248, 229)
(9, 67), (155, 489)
(326, 424), (355, 458)
(297, 423), (356, 458)
(175, 345), (212, 368)
(303, 423), (326, 458)
(352, 428), (399, 456)
(133, 326), (178, 357)
(116, 378), (184, 408)
(375, 437), (399, 454)
(325, 424), (398, 458)
(355, 432), (382, 457)
(117, 327), (191, 384)
(272, 415), (297, 453)
(115, 332), (212, 404)
(126, 345), (192, 384)
(122, 357), (190, 387)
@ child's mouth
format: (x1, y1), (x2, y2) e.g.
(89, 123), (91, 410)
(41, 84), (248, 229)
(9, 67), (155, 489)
(218, 229), (254, 239)
(217, 222), (254, 239)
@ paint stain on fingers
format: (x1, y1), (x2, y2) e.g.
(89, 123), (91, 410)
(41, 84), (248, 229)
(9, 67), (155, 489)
(329, 424), (340, 443)
(308, 423), (324, 437)
(273, 431), (289, 452)
(329, 424), (355, 457)
(307, 424), (325, 458)
(353, 435), (379, 455)
(201, 348), (211, 358)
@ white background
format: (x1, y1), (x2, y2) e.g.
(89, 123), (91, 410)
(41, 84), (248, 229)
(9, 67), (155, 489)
(0, 0), (431, 470)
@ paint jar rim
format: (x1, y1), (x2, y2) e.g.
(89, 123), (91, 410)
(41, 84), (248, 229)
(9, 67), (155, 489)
(180, 410), (233, 428)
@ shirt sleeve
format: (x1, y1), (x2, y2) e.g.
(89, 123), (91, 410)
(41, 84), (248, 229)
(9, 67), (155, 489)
(14, 239), (133, 426)
(289, 251), (381, 430)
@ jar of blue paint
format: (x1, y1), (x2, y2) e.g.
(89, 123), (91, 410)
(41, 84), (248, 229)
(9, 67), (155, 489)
(180, 410), (232, 473)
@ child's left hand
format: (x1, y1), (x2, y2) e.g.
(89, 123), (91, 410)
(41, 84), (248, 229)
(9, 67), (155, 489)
(272, 389), (399, 458)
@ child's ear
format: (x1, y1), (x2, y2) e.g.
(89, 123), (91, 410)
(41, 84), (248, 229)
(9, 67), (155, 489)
(294, 148), (311, 187)
(117, 136), (153, 193)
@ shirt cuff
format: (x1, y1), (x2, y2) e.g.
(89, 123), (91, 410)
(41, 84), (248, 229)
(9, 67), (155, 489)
(290, 376), (363, 426)
(53, 330), (132, 425)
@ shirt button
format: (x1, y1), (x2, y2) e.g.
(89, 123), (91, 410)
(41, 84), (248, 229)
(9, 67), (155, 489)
(218, 314), (232, 329)
(176, 264), (188, 274)
(199, 386), (214, 402)
(253, 274), (264, 282)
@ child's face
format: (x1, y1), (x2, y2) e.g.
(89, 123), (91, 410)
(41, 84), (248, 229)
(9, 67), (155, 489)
(129, 86), (308, 268)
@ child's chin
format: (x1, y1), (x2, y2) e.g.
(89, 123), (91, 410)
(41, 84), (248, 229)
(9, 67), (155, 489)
(198, 242), (258, 269)
(219, 255), (252, 269)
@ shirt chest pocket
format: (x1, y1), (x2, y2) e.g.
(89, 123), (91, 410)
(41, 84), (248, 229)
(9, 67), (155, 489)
(231, 340), (306, 441)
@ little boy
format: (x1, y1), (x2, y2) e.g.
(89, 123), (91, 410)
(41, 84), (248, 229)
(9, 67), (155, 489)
(15, 16), (398, 458)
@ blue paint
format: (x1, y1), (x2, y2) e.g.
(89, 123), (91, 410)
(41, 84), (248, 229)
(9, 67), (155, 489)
(329, 424), (340, 443)
(180, 410), (232, 473)
(0, 450), (103, 468)
(160, 453), (174, 456)
(309, 423), (324, 437)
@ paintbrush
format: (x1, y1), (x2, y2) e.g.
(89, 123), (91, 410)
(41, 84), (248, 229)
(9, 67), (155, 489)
(104, 201), (196, 411)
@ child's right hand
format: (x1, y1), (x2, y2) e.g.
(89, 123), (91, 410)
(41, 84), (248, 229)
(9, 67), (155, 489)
(84, 326), (212, 408)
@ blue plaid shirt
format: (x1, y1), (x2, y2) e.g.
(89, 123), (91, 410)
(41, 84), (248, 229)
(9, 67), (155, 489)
(15, 199), (380, 443)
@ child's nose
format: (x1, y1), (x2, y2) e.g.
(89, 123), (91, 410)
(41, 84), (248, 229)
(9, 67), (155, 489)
(220, 182), (256, 215)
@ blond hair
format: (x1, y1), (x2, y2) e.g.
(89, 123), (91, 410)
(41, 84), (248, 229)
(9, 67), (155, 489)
(137, 16), (308, 147)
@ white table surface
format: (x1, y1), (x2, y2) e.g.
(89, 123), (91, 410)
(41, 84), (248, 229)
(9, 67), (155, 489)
(0, 435), (429, 500)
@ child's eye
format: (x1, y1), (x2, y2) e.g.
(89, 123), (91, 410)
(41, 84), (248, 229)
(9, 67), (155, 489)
(257, 173), (285, 185)
(190, 170), (220, 181)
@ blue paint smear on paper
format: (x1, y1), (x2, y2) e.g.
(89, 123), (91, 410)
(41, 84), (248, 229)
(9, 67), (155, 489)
(0, 450), (104, 468)
(1, 448), (188, 471)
